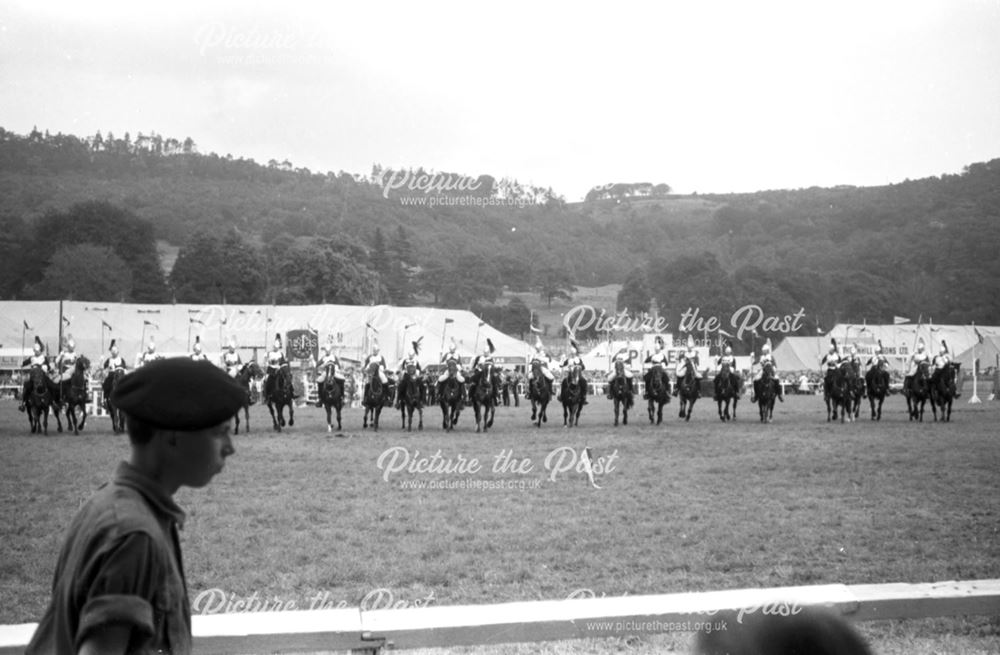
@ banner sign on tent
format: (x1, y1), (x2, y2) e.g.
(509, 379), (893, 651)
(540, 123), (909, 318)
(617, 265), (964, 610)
(286, 329), (319, 361)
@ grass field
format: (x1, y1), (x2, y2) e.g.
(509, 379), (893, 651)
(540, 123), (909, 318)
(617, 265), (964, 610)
(2, 394), (999, 653)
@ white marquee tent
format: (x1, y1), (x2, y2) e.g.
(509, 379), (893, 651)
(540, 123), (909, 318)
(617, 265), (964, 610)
(0, 301), (533, 370)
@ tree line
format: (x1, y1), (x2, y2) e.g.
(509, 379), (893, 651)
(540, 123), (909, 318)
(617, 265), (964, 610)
(1, 126), (998, 331)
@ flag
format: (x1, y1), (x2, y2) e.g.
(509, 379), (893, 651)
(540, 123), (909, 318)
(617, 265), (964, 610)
(975, 327), (984, 344)
(23, 320), (31, 330)
(143, 320), (158, 329)
(893, 316), (910, 325)
(101, 320), (112, 331)
(444, 318), (454, 324)
(62, 315), (71, 326)
(366, 321), (379, 333)
(189, 318), (204, 325)
(478, 321), (485, 327)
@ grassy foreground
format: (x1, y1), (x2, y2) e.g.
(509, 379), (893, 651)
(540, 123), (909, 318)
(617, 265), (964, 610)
(1, 394), (999, 653)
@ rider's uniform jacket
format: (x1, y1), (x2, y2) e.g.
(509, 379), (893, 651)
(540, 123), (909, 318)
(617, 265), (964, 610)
(561, 354), (585, 370)
(103, 355), (128, 371)
(222, 350), (242, 375)
(190, 351), (209, 362)
(472, 354), (495, 370)
(55, 350), (80, 378)
(365, 353), (386, 370)
(821, 350), (840, 371)
(397, 355), (422, 377)
(266, 349), (286, 372)
(716, 354), (736, 370)
(316, 353), (343, 380)
(647, 350), (669, 368)
(24, 353), (50, 371)
(867, 352), (889, 370)
(908, 349), (929, 375)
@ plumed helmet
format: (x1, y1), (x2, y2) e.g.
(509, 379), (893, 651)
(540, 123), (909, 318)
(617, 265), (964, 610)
(193, 336), (202, 353)
(227, 337), (237, 351)
(762, 338), (772, 353)
(830, 338), (838, 351)
(874, 340), (883, 354)
(33, 336), (43, 354)
(371, 342), (380, 354)
(655, 336), (664, 349)
(940, 340), (948, 354)
(147, 337), (156, 353)
(850, 344), (857, 354)
(273, 333), (282, 349)
(724, 340), (733, 355)
(449, 337), (458, 353)
(412, 336), (423, 356)
(534, 336), (543, 351)
(109, 338), (117, 354)
(66, 337), (75, 351)
(321, 342), (331, 354)
(917, 338), (925, 350)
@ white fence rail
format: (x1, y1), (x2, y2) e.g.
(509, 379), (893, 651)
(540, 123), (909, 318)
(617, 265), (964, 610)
(1, 579), (998, 654)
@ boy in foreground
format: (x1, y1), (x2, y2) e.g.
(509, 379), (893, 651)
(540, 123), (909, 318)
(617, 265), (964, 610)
(26, 358), (246, 655)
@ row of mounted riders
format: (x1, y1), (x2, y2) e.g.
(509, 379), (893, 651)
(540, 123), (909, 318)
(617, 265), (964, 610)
(15, 355), (961, 437)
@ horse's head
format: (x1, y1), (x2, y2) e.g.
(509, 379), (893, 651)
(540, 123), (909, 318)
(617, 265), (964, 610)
(614, 359), (625, 376)
(29, 366), (47, 389)
(405, 362), (417, 377)
(720, 362), (731, 376)
(567, 364), (580, 384)
(761, 361), (774, 380)
(531, 360), (543, 378)
(447, 360), (458, 376)
(916, 360), (931, 380)
(76, 356), (91, 372)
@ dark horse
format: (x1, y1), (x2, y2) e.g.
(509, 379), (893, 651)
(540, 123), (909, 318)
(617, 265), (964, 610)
(756, 362), (779, 423)
(529, 361), (551, 428)
(363, 362), (386, 431)
(398, 362), (424, 431)
(676, 359), (700, 422)
(439, 360), (463, 431)
(265, 363), (295, 432)
(646, 364), (672, 425)
(824, 361), (854, 423)
(561, 365), (585, 427)
(103, 368), (127, 434)
(930, 361), (960, 422)
(58, 356), (91, 435)
(846, 360), (865, 422)
(234, 361), (263, 435)
(471, 362), (496, 433)
(865, 361), (890, 421)
(905, 361), (932, 422)
(318, 363), (345, 432)
(609, 360), (633, 426)
(713, 363), (740, 422)
(25, 366), (54, 435)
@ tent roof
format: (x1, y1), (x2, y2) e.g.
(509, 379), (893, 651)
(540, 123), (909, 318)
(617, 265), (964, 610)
(772, 337), (827, 371)
(953, 336), (1000, 368)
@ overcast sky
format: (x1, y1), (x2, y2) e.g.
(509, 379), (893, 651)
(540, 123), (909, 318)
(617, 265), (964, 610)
(2, 0), (998, 200)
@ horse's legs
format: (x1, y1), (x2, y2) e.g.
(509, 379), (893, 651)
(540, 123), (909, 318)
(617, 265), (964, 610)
(287, 403), (294, 427)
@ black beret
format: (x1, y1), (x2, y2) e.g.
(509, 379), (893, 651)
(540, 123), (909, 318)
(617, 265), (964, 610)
(111, 358), (246, 431)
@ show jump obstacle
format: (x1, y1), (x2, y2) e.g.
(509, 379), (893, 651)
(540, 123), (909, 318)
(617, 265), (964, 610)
(1, 579), (998, 654)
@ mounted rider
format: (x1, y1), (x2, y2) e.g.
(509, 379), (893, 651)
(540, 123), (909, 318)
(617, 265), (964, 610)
(605, 347), (636, 400)
(820, 338), (841, 397)
(189, 335), (209, 362)
(315, 342), (347, 405)
(559, 338), (588, 404)
(395, 338), (423, 409)
(904, 338), (931, 395)
(471, 339), (500, 404)
(19, 336), (54, 412)
(643, 336), (670, 398)
(751, 338), (783, 402)
(221, 338), (243, 378)
(527, 336), (554, 400)
(713, 341), (741, 398)
(102, 339), (129, 374)
(865, 340), (890, 374)
(53, 336), (83, 383)
(932, 340), (950, 371)
(673, 335), (701, 396)
(437, 338), (466, 398)
(137, 337), (163, 367)
(263, 333), (291, 403)
(100, 339), (129, 403)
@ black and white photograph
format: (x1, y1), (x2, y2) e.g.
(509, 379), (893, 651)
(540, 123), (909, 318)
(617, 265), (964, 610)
(1, 1), (999, 653)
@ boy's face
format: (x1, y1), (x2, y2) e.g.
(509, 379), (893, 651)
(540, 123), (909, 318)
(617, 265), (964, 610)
(170, 420), (235, 488)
